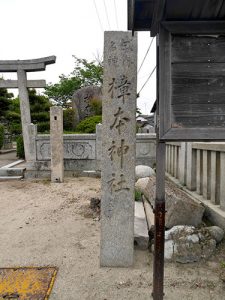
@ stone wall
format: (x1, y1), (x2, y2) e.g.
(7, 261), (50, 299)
(25, 124), (156, 178)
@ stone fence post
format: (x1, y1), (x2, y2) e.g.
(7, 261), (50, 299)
(186, 142), (197, 191)
(178, 142), (187, 185)
(96, 123), (102, 171)
(27, 123), (37, 162)
(50, 106), (64, 183)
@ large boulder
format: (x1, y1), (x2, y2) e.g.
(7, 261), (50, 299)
(135, 165), (155, 180)
(135, 176), (205, 229)
(161, 226), (217, 263)
(72, 86), (102, 122)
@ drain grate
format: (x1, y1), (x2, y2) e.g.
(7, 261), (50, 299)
(0, 267), (57, 300)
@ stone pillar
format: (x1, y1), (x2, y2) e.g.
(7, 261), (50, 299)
(174, 146), (178, 178)
(50, 106), (64, 183)
(196, 149), (203, 195)
(165, 145), (168, 172)
(186, 143), (196, 191)
(169, 145), (172, 174)
(27, 124), (37, 162)
(17, 69), (32, 161)
(202, 150), (211, 199)
(210, 151), (217, 204)
(219, 152), (225, 210)
(100, 31), (137, 267)
(178, 142), (187, 185)
(96, 123), (102, 171)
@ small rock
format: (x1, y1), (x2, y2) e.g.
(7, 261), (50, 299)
(135, 165), (155, 180)
(135, 177), (149, 195)
(162, 225), (217, 263)
(206, 226), (224, 243)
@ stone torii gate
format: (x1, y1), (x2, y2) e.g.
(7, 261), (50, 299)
(0, 56), (56, 161)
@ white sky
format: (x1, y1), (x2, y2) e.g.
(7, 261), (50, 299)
(1, 0), (156, 114)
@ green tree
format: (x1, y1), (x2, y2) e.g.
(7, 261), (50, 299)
(7, 89), (51, 134)
(44, 56), (103, 107)
(0, 81), (14, 122)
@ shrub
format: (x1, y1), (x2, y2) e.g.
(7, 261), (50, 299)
(32, 111), (50, 122)
(76, 115), (102, 133)
(0, 124), (4, 149)
(63, 108), (77, 131)
(90, 98), (102, 115)
(135, 190), (142, 202)
(37, 121), (50, 133)
(9, 123), (22, 135)
(16, 135), (25, 158)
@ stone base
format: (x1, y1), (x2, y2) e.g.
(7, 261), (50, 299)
(167, 174), (225, 231)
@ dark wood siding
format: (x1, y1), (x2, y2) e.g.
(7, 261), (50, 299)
(172, 35), (225, 63)
(171, 35), (225, 129)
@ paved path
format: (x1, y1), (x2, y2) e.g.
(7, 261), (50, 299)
(0, 150), (17, 167)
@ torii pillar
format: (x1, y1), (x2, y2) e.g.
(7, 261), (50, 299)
(0, 56), (56, 161)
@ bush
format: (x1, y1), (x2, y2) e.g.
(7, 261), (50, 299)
(76, 115), (102, 133)
(37, 121), (50, 133)
(90, 98), (102, 115)
(32, 111), (50, 122)
(135, 190), (142, 202)
(0, 124), (4, 149)
(63, 108), (77, 131)
(9, 123), (22, 135)
(16, 135), (25, 158)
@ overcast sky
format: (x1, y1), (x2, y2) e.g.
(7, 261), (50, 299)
(1, 0), (156, 114)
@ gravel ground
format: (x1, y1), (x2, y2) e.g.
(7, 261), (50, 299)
(0, 177), (225, 299)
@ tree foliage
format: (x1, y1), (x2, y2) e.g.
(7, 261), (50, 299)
(44, 56), (103, 107)
(76, 115), (102, 133)
(7, 89), (51, 134)
(0, 81), (14, 122)
(0, 124), (4, 149)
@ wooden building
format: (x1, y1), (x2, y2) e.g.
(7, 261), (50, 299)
(128, 1), (225, 299)
(128, 0), (225, 141)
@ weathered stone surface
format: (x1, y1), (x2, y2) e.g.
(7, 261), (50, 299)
(143, 196), (155, 237)
(1, 56), (56, 161)
(206, 226), (224, 243)
(36, 136), (96, 161)
(50, 106), (64, 183)
(134, 202), (149, 250)
(162, 226), (217, 263)
(138, 176), (205, 228)
(17, 69), (32, 162)
(135, 165), (155, 180)
(100, 31), (137, 267)
(135, 177), (150, 197)
(0, 56), (56, 72)
(136, 134), (156, 166)
(72, 86), (102, 122)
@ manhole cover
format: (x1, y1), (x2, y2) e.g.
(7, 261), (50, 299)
(0, 267), (57, 300)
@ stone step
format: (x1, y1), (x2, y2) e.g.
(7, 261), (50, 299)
(0, 168), (25, 177)
(1, 159), (24, 169)
(0, 176), (23, 181)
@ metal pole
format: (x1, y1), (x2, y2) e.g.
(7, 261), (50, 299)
(152, 140), (166, 299)
(152, 33), (166, 300)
